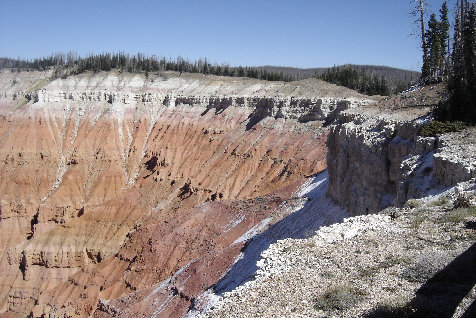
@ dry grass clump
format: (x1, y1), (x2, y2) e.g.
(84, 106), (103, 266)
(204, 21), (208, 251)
(313, 285), (366, 312)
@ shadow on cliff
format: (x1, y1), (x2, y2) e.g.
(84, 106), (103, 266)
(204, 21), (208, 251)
(245, 100), (275, 131)
(214, 170), (347, 295)
(200, 98), (232, 116)
(365, 242), (476, 318)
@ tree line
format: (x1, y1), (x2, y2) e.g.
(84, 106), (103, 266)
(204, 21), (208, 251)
(0, 55), (419, 94)
(0, 53), (294, 82)
(446, 0), (476, 123)
(422, 1), (450, 79)
(412, 0), (449, 80)
(414, 0), (475, 123)
(315, 65), (401, 96)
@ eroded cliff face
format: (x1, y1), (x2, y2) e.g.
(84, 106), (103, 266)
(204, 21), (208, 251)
(326, 84), (476, 216)
(192, 84), (476, 318)
(0, 69), (375, 317)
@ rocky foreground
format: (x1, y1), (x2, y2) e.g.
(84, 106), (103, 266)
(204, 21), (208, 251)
(193, 178), (475, 317)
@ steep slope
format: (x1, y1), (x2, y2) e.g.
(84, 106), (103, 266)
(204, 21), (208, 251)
(327, 83), (475, 216)
(197, 179), (476, 318)
(194, 84), (476, 318)
(0, 69), (375, 317)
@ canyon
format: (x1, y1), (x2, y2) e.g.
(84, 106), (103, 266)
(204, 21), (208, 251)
(0, 69), (375, 317)
(1, 69), (474, 317)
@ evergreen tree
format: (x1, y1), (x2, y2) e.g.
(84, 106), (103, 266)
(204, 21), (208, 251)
(439, 2), (450, 75)
(316, 65), (392, 95)
(426, 13), (442, 78)
(422, 2), (450, 81)
(445, 0), (476, 123)
(411, 0), (430, 78)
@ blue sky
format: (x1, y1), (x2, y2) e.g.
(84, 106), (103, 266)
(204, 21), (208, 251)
(0, 0), (454, 71)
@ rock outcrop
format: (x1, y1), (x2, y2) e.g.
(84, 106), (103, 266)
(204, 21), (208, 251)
(327, 112), (435, 215)
(433, 130), (476, 185)
(327, 85), (475, 216)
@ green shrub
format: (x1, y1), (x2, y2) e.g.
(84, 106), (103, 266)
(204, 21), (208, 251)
(320, 271), (335, 279)
(428, 195), (450, 207)
(411, 211), (429, 229)
(359, 256), (409, 279)
(440, 206), (476, 224)
(419, 120), (467, 137)
(359, 265), (380, 279)
(453, 194), (471, 209)
(402, 253), (451, 283)
(405, 199), (422, 209)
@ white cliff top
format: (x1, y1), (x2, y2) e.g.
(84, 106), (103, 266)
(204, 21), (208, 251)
(0, 69), (378, 101)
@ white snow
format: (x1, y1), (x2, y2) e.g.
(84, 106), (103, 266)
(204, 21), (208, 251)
(189, 170), (348, 316)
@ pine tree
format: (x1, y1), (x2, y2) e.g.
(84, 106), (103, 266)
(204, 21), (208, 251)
(203, 58), (209, 75)
(439, 2), (450, 75)
(411, 0), (430, 78)
(420, 2), (451, 81)
(446, 0), (476, 123)
(462, 2), (476, 121)
(426, 13), (441, 78)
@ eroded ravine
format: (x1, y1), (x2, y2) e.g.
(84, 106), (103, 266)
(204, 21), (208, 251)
(0, 70), (376, 317)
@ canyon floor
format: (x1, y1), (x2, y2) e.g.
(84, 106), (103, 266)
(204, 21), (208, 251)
(0, 69), (474, 318)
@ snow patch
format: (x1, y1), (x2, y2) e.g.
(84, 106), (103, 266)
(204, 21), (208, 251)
(189, 170), (348, 316)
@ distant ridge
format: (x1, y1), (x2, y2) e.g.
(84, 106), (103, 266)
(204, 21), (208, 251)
(0, 54), (419, 94)
(255, 64), (420, 91)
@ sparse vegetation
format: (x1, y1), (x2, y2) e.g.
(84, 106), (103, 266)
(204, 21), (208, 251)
(358, 256), (407, 280)
(440, 205), (476, 224)
(428, 195), (450, 207)
(381, 255), (410, 268)
(405, 199), (422, 209)
(359, 265), (380, 279)
(411, 209), (430, 229)
(319, 271), (336, 279)
(453, 194), (471, 209)
(418, 120), (467, 137)
(313, 285), (366, 312)
(402, 253), (449, 283)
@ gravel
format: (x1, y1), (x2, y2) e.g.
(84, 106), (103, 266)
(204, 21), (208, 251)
(194, 179), (476, 318)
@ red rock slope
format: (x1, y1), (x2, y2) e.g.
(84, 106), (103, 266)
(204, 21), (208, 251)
(0, 70), (374, 317)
